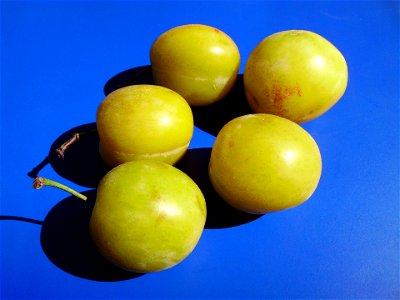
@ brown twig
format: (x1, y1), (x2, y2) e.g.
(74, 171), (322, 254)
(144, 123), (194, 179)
(56, 133), (80, 158)
(56, 129), (97, 158)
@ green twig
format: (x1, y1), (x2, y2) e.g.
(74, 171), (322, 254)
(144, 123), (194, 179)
(33, 177), (87, 201)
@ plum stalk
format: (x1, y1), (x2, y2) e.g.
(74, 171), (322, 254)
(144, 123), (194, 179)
(33, 177), (87, 201)
(56, 129), (97, 158)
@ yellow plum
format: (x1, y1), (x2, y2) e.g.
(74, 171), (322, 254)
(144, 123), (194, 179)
(90, 160), (207, 273)
(96, 84), (194, 167)
(209, 114), (322, 214)
(244, 30), (348, 123)
(150, 24), (240, 106)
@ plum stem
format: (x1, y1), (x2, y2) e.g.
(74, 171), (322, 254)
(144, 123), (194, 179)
(56, 129), (97, 158)
(33, 177), (87, 201)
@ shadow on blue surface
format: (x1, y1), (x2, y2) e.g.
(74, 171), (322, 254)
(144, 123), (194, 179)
(176, 148), (263, 229)
(191, 74), (252, 136)
(103, 65), (252, 136)
(28, 123), (110, 188)
(0, 215), (43, 225)
(49, 123), (110, 188)
(103, 65), (154, 96)
(40, 190), (144, 281)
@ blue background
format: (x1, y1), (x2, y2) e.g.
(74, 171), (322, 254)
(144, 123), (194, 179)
(1, 1), (399, 299)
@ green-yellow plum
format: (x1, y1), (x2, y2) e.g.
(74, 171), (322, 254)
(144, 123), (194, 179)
(150, 24), (240, 106)
(209, 114), (322, 214)
(89, 160), (207, 273)
(96, 84), (194, 167)
(244, 30), (348, 123)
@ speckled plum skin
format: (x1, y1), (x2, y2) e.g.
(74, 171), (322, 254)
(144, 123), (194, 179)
(244, 30), (348, 123)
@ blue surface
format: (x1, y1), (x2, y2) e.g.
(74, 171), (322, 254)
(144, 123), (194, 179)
(1, 1), (399, 299)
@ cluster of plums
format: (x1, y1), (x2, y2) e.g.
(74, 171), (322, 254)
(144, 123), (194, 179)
(37, 24), (348, 274)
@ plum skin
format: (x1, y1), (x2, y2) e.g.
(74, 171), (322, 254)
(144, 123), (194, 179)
(208, 114), (322, 214)
(244, 30), (348, 123)
(96, 84), (194, 167)
(150, 24), (241, 106)
(89, 160), (207, 273)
